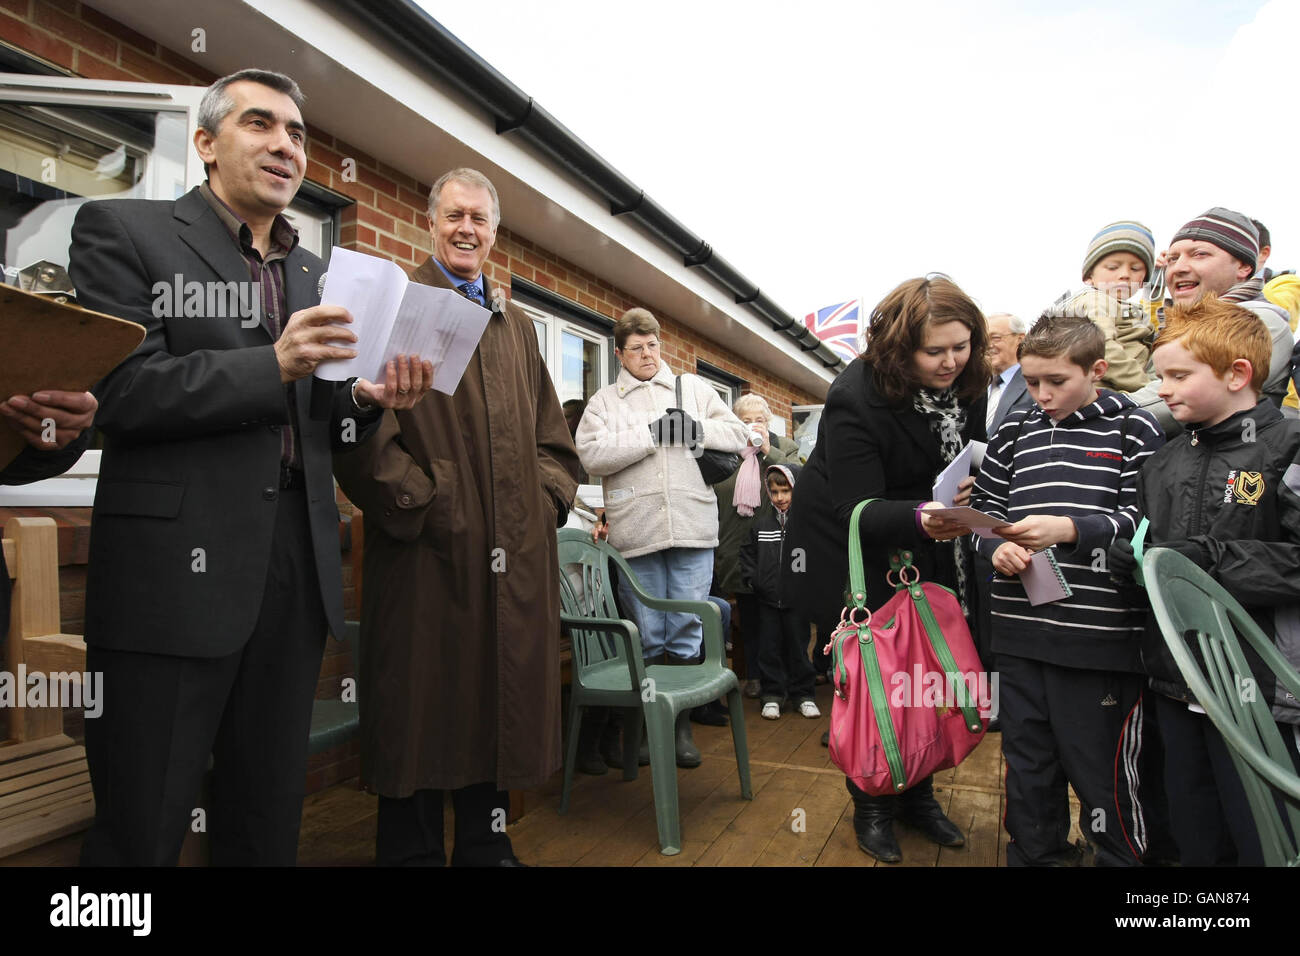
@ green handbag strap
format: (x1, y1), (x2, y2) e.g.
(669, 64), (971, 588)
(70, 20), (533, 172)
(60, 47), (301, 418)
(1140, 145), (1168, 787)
(843, 500), (906, 789)
(844, 498), (875, 612)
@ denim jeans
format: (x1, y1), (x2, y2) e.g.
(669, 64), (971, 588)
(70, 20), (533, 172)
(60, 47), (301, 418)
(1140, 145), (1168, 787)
(618, 547), (714, 660)
(707, 594), (732, 644)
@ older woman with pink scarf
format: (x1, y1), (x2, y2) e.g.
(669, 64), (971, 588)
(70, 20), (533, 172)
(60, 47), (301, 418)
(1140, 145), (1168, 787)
(711, 394), (802, 699)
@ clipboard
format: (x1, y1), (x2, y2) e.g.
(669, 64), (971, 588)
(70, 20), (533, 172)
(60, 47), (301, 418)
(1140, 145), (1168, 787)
(0, 284), (145, 469)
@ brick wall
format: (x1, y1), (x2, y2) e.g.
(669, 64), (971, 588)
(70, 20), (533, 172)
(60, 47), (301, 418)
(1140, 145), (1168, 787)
(0, 0), (822, 419)
(2, 0), (824, 795)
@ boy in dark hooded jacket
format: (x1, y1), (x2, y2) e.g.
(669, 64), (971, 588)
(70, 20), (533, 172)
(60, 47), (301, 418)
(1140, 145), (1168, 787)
(740, 464), (819, 720)
(1111, 296), (1300, 866)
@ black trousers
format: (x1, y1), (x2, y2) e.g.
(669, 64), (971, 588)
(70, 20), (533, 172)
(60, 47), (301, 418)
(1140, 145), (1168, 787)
(376, 783), (514, 866)
(811, 609), (838, 676)
(971, 549), (995, 670)
(80, 487), (326, 866)
(1155, 692), (1267, 866)
(736, 592), (760, 680)
(757, 603), (816, 704)
(999, 654), (1147, 867)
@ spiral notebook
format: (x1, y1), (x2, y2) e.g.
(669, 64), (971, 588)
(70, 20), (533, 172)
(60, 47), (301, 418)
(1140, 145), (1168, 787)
(1021, 548), (1072, 606)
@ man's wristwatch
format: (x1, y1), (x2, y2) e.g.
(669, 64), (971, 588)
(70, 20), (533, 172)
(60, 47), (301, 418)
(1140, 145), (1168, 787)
(350, 378), (376, 412)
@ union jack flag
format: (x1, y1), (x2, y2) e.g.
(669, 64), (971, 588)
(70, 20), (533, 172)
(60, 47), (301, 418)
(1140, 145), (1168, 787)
(804, 299), (861, 364)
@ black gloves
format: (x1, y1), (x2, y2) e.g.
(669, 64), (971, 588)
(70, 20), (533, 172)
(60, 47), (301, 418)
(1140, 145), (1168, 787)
(1109, 537), (1209, 587)
(648, 408), (702, 449)
(1108, 538), (1137, 586)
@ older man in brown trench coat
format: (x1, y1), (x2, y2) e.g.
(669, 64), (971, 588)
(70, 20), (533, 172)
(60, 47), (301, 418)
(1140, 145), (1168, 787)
(334, 168), (580, 866)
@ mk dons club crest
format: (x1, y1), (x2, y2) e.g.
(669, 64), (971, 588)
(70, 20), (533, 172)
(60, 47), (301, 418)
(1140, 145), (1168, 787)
(1232, 471), (1265, 506)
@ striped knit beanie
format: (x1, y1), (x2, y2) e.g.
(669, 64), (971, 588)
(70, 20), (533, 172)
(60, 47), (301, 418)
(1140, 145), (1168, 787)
(1081, 220), (1155, 280)
(1171, 207), (1259, 271)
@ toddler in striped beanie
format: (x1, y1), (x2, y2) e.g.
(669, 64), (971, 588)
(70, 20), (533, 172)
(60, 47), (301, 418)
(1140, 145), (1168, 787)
(1051, 221), (1158, 394)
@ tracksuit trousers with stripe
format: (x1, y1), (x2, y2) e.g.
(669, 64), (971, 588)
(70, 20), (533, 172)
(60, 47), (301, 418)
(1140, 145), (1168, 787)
(999, 653), (1147, 866)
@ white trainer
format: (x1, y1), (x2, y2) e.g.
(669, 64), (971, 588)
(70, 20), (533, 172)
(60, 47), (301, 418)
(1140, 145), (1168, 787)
(798, 700), (821, 719)
(761, 701), (780, 720)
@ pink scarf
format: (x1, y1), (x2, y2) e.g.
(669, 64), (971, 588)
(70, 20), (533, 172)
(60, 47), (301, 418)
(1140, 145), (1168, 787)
(732, 445), (763, 516)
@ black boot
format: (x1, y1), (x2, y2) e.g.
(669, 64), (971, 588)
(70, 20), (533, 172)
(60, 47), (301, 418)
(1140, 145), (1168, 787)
(849, 782), (901, 863)
(899, 776), (965, 847)
(665, 655), (702, 768)
(574, 709), (608, 776)
(673, 711), (701, 768)
(690, 700), (728, 726)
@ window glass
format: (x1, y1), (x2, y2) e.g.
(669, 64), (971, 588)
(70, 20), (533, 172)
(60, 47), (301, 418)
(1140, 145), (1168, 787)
(513, 296), (610, 403)
(0, 103), (188, 279)
(560, 328), (600, 406)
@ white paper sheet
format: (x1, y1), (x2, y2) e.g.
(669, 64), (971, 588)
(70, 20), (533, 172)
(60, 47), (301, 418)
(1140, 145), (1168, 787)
(313, 248), (406, 381)
(932, 440), (987, 506)
(314, 247), (491, 394)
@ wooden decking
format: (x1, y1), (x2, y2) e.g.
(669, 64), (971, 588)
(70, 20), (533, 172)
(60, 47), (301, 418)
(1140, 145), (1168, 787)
(5, 683), (1078, 866)
(510, 682), (1015, 867)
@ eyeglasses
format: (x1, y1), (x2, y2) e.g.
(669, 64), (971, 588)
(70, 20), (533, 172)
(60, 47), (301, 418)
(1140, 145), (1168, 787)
(622, 342), (660, 356)
(988, 334), (1022, 344)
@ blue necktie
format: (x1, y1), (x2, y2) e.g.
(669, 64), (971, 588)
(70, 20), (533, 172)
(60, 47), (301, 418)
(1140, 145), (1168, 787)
(459, 281), (483, 305)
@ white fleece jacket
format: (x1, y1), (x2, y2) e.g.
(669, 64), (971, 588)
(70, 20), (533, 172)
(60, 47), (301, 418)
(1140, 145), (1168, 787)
(575, 362), (749, 558)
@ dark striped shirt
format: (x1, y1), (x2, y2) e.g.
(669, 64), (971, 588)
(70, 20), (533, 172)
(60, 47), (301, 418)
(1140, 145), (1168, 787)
(199, 182), (301, 469)
(971, 390), (1165, 671)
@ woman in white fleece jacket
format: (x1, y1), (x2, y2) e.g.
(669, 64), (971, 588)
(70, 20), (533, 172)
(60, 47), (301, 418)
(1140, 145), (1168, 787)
(575, 308), (748, 670)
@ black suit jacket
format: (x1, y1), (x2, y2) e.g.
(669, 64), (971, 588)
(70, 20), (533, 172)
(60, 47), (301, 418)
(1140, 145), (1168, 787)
(989, 366), (1034, 434)
(783, 358), (986, 618)
(69, 187), (376, 657)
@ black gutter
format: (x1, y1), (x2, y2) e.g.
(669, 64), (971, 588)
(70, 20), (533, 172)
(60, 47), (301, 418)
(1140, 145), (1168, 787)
(336, 0), (845, 373)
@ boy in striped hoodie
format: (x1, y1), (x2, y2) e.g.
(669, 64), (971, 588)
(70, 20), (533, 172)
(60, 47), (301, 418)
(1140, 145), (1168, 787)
(971, 314), (1165, 866)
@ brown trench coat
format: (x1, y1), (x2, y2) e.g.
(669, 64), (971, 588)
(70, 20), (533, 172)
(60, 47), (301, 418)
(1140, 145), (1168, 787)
(333, 259), (580, 795)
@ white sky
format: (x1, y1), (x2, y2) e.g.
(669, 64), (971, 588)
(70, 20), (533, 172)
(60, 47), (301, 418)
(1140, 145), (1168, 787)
(421, 0), (1296, 329)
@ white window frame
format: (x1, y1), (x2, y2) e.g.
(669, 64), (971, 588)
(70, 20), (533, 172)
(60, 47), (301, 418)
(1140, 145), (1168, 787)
(512, 297), (610, 401)
(0, 76), (212, 506)
(0, 74), (209, 188)
(702, 377), (735, 408)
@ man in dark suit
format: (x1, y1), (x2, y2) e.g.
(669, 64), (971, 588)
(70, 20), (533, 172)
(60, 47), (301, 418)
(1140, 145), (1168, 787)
(973, 312), (1034, 693)
(68, 69), (431, 865)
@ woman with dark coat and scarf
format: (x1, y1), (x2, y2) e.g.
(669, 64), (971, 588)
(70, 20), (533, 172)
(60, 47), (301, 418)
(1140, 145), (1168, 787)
(782, 275), (991, 863)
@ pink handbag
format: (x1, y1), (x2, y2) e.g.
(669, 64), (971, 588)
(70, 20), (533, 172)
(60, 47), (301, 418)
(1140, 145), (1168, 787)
(825, 500), (987, 795)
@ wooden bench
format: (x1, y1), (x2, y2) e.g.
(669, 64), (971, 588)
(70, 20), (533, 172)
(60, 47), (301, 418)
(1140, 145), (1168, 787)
(1, 516), (92, 858)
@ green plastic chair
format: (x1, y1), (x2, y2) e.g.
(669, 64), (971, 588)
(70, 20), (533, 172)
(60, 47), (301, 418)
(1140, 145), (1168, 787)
(308, 620), (361, 756)
(1143, 547), (1300, 866)
(556, 529), (752, 855)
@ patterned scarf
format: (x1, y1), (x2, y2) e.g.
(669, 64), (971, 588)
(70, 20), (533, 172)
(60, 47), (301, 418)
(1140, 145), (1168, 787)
(1222, 276), (1265, 304)
(912, 387), (969, 613)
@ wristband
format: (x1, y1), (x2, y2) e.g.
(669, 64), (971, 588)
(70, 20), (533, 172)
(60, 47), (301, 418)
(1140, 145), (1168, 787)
(915, 502), (930, 538)
(351, 378), (376, 412)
